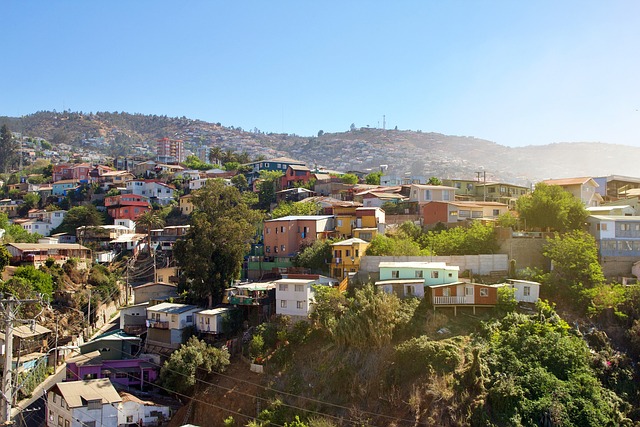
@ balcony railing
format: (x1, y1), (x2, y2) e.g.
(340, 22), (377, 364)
(432, 296), (468, 305)
(148, 320), (169, 329)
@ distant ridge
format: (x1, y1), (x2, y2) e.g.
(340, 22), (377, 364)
(2, 111), (638, 185)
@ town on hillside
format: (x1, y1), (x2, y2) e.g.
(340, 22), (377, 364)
(1, 122), (640, 426)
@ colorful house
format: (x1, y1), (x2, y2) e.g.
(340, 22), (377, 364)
(104, 194), (151, 221)
(274, 274), (337, 321)
(263, 215), (335, 257)
(422, 201), (508, 225)
(66, 350), (158, 389)
(331, 238), (369, 280)
(52, 179), (79, 196)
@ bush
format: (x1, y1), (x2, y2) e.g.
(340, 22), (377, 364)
(394, 336), (463, 381)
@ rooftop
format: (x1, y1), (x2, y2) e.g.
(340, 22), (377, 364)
(50, 378), (122, 408)
(378, 261), (460, 271)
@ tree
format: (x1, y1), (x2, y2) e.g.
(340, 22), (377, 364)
(418, 222), (499, 255)
(292, 239), (332, 274)
(365, 234), (425, 256)
(159, 336), (230, 395)
(174, 180), (263, 306)
(136, 211), (165, 256)
(0, 124), (18, 173)
(340, 174), (358, 185)
(427, 176), (442, 185)
(350, 123), (356, 132)
(317, 130), (324, 137)
(516, 183), (587, 231)
(230, 174), (248, 192)
(54, 205), (103, 235)
(0, 245), (9, 274)
(542, 230), (605, 296)
(256, 170), (283, 210)
(365, 171), (382, 185)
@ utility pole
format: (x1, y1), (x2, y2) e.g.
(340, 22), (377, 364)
(87, 289), (91, 339)
(1, 296), (40, 425)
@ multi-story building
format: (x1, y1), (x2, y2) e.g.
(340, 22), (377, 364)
(46, 378), (122, 427)
(52, 163), (92, 183)
(145, 302), (199, 350)
(156, 137), (185, 164)
(263, 215), (335, 258)
(422, 201), (508, 225)
(125, 180), (176, 206)
(243, 156), (307, 185)
(274, 274), (337, 321)
(20, 210), (66, 237)
(331, 237), (369, 279)
(408, 184), (457, 205)
(540, 177), (602, 207)
(104, 194), (151, 220)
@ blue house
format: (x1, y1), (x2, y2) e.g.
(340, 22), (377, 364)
(244, 157), (306, 185)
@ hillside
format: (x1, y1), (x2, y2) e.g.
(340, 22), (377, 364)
(2, 111), (640, 184)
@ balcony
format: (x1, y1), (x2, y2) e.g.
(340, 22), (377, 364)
(432, 296), (468, 305)
(334, 258), (342, 264)
(148, 320), (169, 329)
(230, 295), (262, 306)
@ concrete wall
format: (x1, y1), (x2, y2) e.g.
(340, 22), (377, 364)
(601, 256), (637, 278)
(496, 228), (551, 272)
(358, 254), (509, 283)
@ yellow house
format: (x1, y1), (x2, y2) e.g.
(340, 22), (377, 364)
(179, 194), (195, 216)
(333, 205), (358, 239)
(331, 237), (369, 279)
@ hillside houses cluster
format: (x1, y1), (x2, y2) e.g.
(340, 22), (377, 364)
(7, 135), (640, 426)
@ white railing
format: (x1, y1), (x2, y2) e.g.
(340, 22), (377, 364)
(433, 296), (467, 305)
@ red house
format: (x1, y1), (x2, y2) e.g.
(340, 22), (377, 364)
(280, 165), (312, 189)
(104, 194), (151, 221)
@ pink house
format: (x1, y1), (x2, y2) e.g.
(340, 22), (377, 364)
(65, 350), (158, 390)
(263, 215), (335, 257)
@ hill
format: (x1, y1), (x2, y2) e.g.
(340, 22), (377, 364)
(2, 111), (639, 184)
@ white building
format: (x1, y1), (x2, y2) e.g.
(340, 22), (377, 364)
(21, 210), (66, 237)
(125, 180), (176, 206)
(498, 279), (540, 303)
(274, 275), (337, 320)
(146, 302), (199, 349)
(47, 378), (121, 427)
(194, 307), (235, 335)
(118, 392), (171, 427)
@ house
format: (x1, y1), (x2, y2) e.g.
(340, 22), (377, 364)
(586, 215), (640, 276)
(243, 156), (307, 185)
(65, 350), (158, 390)
(52, 163), (92, 183)
(223, 283), (276, 324)
(118, 391), (172, 427)
(94, 170), (135, 189)
(540, 177), (603, 207)
(179, 194), (195, 216)
(280, 164), (312, 189)
(194, 307), (236, 336)
(276, 187), (316, 203)
(421, 201), (509, 225)
(426, 282), (498, 316)
(497, 279), (540, 303)
(263, 215), (335, 258)
(442, 179), (530, 205)
(104, 194), (152, 221)
(46, 378), (122, 427)
(0, 323), (52, 372)
(145, 302), (200, 351)
(586, 205), (636, 217)
(331, 238), (369, 280)
(375, 261), (460, 298)
(79, 330), (142, 360)
(408, 184), (457, 205)
(132, 282), (178, 304)
(125, 180), (176, 206)
(149, 225), (190, 252)
(52, 179), (79, 196)
(381, 172), (426, 186)
(5, 242), (91, 268)
(120, 302), (149, 335)
(20, 209), (67, 236)
(593, 175), (640, 201)
(0, 199), (23, 218)
(274, 274), (337, 321)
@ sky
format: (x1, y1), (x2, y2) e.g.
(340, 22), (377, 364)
(2, 1), (640, 147)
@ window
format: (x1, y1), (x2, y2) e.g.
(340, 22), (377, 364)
(295, 285), (304, 292)
(405, 285), (414, 295)
(345, 250), (351, 257)
(266, 227), (270, 234)
(465, 287), (474, 296)
(431, 271), (439, 279)
(442, 288), (450, 297)
(415, 271), (423, 278)
(621, 224), (631, 231)
(355, 249), (359, 257)
(391, 270), (400, 279)
(337, 219), (343, 227)
(172, 315), (177, 322)
(84, 422), (96, 427)
(274, 246), (278, 253)
(279, 284), (288, 292)
(127, 416), (134, 423)
(442, 190), (450, 201)
(601, 223), (608, 231)
(480, 288), (489, 297)
(186, 315), (193, 323)
(65, 420), (70, 427)
(280, 226), (285, 233)
(493, 209), (500, 216)
(87, 399), (102, 410)
(265, 246), (270, 253)
(523, 286), (531, 296)
(58, 415), (63, 427)
(297, 301), (305, 309)
(424, 189), (431, 200)
(280, 300), (287, 308)
(281, 245), (285, 252)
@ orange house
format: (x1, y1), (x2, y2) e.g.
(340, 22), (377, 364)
(427, 282), (498, 316)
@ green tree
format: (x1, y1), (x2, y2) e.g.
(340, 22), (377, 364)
(292, 239), (332, 274)
(365, 171), (382, 185)
(230, 174), (249, 192)
(13, 266), (54, 300)
(54, 205), (103, 235)
(496, 211), (518, 229)
(418, 222), (499, 255)
(365, 234), (425, 256)
(0, 125), (18, 173)
(0, 245), (10, 274)
(271, 201), (320, 219)
(174, 179), (263, 306)
(159, 336), (230, 395)
(427, 176), (442, 185)
(516, 183), (587, 231)
(256, 170), (283, 210)
(542, 230), (605, 297)
(340, 173), (358, 185)
(183, 154), (213, 170)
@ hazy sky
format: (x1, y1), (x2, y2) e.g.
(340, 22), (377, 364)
(2, 1), (639, 147)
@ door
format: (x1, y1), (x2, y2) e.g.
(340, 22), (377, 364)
(464, 286), (474, 304)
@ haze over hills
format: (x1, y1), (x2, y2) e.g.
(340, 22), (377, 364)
(2, 111), (637, 185)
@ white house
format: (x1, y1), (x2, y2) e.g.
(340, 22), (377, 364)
(118, 391), (171, 427)
(499, 279), (540, 303)
(146, 302), (199, 349)
(274, 275), (337, 320)
(125, 180), (176, 205)
(408, 184), (457, 204)
(541, 177), (603, 207)
(194, 307), (235, 335)
(46, 378), (122, 427)
(21, 210), (67, 237)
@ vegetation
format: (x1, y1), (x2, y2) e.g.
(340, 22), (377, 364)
(174, 179), (263, 306)
(364, 171), (382, 185)
(292, 239), (333, 274)
(516, 183), (588, 231)
(160, 336), (230, 396)
(256, 170), (283, 210)
(271, 201), (320, 219)
(53, 205), (103, 235)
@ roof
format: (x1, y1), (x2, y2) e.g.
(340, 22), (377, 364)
(427, 281), (470, 288)
(12, 324), (51, 339)
(234, 283), (276, 291)
(50, 378), (122, 408)
(245, 156), (306, 166)
(331, 237), (369, 246)
(273, 278), (318, 285)
(378, 261), (460, 271)
(89, 329), (141, 342)
(6, 243), (90, 251)
(147, 302), (200, 314)
(196, 307), (234, 316)
(374, 279), (425, 286)
(586, 205), (632, 212)
(410, 184), (457, 190)
(588, 215), (640, 221)
(265, 215), (333, 222)
(541, 177), (598, 187)
(53, 179), (79, 185)
(66, 350), (103, 367)
(111, 233), (146, 243)
(288, 164), (310, 171)
(133, 282), (177, 290)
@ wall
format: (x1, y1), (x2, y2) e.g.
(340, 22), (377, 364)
(601, 256), (637, 278)
(496, 228), (551, 272)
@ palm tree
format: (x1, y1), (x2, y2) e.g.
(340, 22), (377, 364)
(209, 146), (223, 166)
(136, 211), (165, 256)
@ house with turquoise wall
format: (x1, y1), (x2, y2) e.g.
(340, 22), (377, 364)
(376, 261), (460, 298)
(52, 179), (79, 196)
